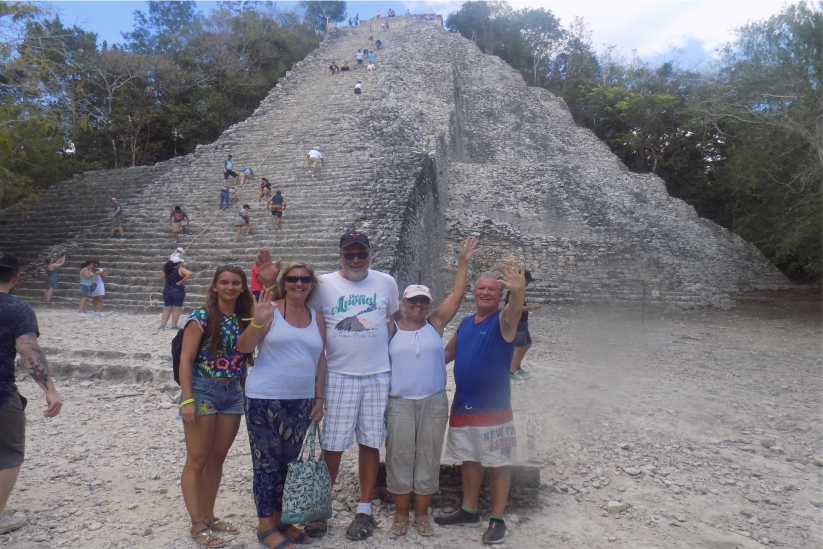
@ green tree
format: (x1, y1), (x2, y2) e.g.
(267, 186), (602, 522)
(299, 1), (346, 33)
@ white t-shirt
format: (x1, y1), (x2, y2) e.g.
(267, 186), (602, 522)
(311, 270), (399, 375)
(308, 149), (323, 159)
(91, 271), (105, 297)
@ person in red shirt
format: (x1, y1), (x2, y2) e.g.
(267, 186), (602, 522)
(250, 262), (265, 300)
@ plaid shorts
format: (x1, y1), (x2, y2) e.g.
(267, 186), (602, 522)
(322, 371), (390, 451)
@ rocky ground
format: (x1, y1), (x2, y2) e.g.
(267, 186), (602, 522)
(2, 290), (821, 549)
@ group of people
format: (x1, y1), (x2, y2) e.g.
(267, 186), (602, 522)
(169, 231), (532, 548)
(0, 229), (541, 547)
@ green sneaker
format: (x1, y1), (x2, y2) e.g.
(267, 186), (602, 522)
(510, 368), (529, 381)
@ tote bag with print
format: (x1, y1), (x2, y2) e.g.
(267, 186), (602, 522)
(281, 420), (333, 524)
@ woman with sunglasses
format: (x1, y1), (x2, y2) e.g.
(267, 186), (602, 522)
(385, 237), (479, 537)
(237, 262), (327, 549)
(178, 265), (255, 548)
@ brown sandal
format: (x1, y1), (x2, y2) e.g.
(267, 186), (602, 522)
(205, 518), (238, 534)
(191, 521), (226, 548)
(413, 519), (434, 537)
(390, 521), (408, 536)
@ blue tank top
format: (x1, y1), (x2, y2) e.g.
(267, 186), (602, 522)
(164, 266), (184, 292)
(453, 310), (514, 410)
(271, 194), (283, 205)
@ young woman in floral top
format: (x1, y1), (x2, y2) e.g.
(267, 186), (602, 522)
(178, 265), (256, 547)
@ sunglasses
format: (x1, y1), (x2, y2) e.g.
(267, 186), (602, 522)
(406, 296), (431, 305)
(285, 275), (313, 284)
(341, 252), (370, 260)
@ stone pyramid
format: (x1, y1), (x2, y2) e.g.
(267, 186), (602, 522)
(0, 16), (787, 311)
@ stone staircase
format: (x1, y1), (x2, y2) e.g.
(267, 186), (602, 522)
(0, 16), (789, 312)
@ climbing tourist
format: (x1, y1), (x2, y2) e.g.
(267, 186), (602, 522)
(307, 148), (324, 178)
(405, 8), (410, 15)
(169, 206), (190, 243)
(369, 51), (375, 64)
(109, 197), (125, 239)
(236, 262), (327, 549)
(42, 255), (66, 303)
(368, 35), (374, 46)
(375, 10), (380, 19)
(354, 14), (359, 25)
(354, 81), (362, 100)
(367, 63), (375, 76)
(304, 232), (400, 540)
(233, 204), (253, 243)
(255, 178), (272, 203)
(78, 260), (97, 316)
(506, 271), (541, 381)
(341, 61), (351, 72)
(177, 265), (254, 548)
(268, 190), (287, 230)
(222, 154), (239, 185)
(239, 166), (254, 187)
(355, 49), (363, 68)
(385, 237), (479, 538)
(375, 39), (382, 51)
(159, 257), (192, 330)
(0, 251), (63, 536)
(170, 246), (185, 262)
(90, 261), (108, 317)
(434, 263), (527, 545)
(219, 183), (231, 211)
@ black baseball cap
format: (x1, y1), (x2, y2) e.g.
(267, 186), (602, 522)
(340, 231), (370, 249)
(0, 251), (19, 270)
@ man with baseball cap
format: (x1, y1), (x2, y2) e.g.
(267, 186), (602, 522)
(0, 251), (63, 534)
(308, 231), (400, 540)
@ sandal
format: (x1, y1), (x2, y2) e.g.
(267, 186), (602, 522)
(279, 524), (312, 545)
(390, 520), (408, 536)
(206, 517), (238, 534)
(191, 521), (226, 548)
(413, 519), (434, 537)
(257, 527), (295, 549)
(345, 513), (376, 541)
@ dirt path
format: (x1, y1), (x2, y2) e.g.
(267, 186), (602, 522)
(2, 291), (820, 549)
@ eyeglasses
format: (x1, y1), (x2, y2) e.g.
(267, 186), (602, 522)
(285, 276), (313, 284)
(406, 296), (431, 305)
(341, 252), (370, 260)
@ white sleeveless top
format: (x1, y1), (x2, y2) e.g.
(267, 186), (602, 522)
(388, 321), (446, 399)
(246, 306), (323, 400)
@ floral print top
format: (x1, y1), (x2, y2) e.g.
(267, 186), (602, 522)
(187, 308), (248, 379)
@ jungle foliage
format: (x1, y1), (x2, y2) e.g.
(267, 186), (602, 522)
(446, 1), (821, 281)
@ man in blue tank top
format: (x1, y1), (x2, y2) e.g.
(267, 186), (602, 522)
(435, 262), (526, 545)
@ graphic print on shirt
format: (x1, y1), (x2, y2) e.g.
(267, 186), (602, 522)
(331, 295), (379, 336)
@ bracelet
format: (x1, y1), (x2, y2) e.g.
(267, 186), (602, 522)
(179, 398), (195, 408)
(249, 321), (263, 329)
(265, 283), (277, 291)
(315, 396), (325, 400)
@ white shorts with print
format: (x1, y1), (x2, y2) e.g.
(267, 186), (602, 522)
(322, 371), (390, 451)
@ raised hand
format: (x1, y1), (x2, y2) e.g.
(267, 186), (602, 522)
(497, 261), (527, 293)
(255, 248), (282, 288)
(458, 236), (480, 263)
(252, 288), (277, 327)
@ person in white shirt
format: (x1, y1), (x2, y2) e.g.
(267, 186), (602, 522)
(384, 237), (478, 537)
(233, 204), (252, 243)
(307, 148), (324, 178)
(309, 231), (400, 541)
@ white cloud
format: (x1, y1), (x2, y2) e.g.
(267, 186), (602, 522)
(412, 0), (792, 60)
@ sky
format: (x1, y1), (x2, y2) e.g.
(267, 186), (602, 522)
(49, 0), (792, 65)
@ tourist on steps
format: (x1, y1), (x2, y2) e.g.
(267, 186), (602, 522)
(255, 178), (272, 203)
(177, 265), (255, 548)
(159, 257), (192, 330)
(78, 260), (98, 317)
(0, 251), (63, 536)
(169, 206), (190, 243)
(268, 190), (287, 230)
(341, 61), (351, 72)
(90, 261), (108, 317)
(385, 237), (479, 538)
(506, 271), (541, 381)
(239, 166), (254, 187)
(307, 148), (324, 178)
(233, 204), (253, 243)
(222, 154), (239, 186)
(354, 81), (362, 100)
(42, 255), (66, 303)
(219, 184), (231, 211)
(434, 263), (528, 545)
(109, 198), (125, 239)
(367, 63), (374, 76)
(236, 262), (327, 549)
(355, 49), (363, 68)
(375, 39), (382, 51)
(328, 61), (339, 76)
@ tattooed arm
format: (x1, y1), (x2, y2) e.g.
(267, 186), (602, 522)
(16, 332), (62, 418)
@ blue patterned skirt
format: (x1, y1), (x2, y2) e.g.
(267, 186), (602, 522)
(245, 397), (314, 517)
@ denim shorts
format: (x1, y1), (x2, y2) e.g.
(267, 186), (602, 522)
(163, 288), (186, 308)
(80, 284), (93, 297)
(178, 376), (244, 418)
